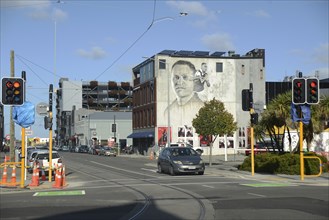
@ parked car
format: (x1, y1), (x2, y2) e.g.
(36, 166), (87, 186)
(27, 149), (45, 173)
(75, 145), (89, 153)
(123, 145), (134, 154)
(90, 145), (103, 155)
(35, 150), (62, 173)
(99, 146), (117, 157)
(245, 143), (269, 156)
(157, 147), (205, 175)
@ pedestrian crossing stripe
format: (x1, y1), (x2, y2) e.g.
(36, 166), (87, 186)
(33, 190), (85, 196)
(241, 183), (293, 187)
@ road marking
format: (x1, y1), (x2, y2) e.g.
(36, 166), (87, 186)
(248, 192), (266, 197)
(141, 168), (157, 173)
(91, 161), (158, 178)
(202, 185), (215, 189)
(33, 190), (85, 197)
(241, 183), (293, 187)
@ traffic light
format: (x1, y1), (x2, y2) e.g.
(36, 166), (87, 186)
(306, 78), (319, 104)
(292, 78), (306, 104)
(1, 77), (25, 105)
(44, 116), (53, 129)
(250, 113), (258, 125)
(242, 89), (253, 111)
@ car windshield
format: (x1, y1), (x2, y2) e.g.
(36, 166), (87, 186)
(103, 147), (111, 150)
(170, 148), (197, 157)
(37, 153), (60, 160)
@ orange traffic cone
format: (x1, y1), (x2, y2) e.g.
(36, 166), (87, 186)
(52, 166), (63, 189)
(10, 165), (17, 184)
(41, 169), (46, 181)
(1, 165), (8, 184)
(62, 165), (66, 187)
(29, 163), (39, 187)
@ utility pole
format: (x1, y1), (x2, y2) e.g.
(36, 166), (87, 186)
(10, 50), (15, 161)
(48, 84), (53, 182)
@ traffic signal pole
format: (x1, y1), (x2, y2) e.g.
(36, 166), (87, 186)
(299, 118), (304, 181)
(48, 84), (53, 182)
(249, 83), (255, 176)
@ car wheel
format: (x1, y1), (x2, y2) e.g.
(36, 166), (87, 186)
(157, 164), (163, 173)
(169, 166), (175, 176)
(198, 171), (204, 175)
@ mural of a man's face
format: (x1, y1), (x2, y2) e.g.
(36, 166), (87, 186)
(172, 63), (194, 99)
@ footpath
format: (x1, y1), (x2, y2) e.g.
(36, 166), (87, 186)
(1, 153), (328, 193)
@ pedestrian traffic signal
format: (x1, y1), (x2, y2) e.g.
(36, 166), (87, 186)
(44, 116), (52, 129)
(292, 78), (306, 104)
(1, 77), (25, 106)
(242, 89), (253, 111)
(250, 113), (258, 125)
(306, 78), (319, 104)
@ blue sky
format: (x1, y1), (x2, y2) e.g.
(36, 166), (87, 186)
(1, 0), (328, 139)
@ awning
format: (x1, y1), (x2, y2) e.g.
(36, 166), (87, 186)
(127, 131), (154, 138)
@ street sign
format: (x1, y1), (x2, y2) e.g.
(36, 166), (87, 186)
(36, 102), (48, 116)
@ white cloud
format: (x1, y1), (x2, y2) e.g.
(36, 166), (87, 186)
(1, 0), (51, 9)
(201, 33), (235, 52)
(313, 43), (329, 64)
(166, 1), (219, 28)
(77, 47), (107, 60)
(246, 9), (270, 18)
(166, 1), (207, 16)
(52, 8), (68, 21)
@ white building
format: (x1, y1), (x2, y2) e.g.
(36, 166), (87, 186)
(131, 49), (266, 155)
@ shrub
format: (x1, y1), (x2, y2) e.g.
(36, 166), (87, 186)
(239, 152), (328, 175)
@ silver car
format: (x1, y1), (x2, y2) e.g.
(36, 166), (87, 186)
(157, 147), (205, 175)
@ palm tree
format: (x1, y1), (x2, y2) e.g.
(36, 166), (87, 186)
(255, 91), (328, 153)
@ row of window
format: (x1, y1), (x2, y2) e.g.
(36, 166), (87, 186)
(133, 108), (155, 129)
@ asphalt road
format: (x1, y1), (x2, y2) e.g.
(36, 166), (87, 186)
(1, 151), (328, 220)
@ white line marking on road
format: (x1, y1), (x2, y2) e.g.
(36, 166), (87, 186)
(202, 185), (215, 189)
(248, 192), (266, 197)
(91, 161), (158, 178)
(141, 168), (157, 173)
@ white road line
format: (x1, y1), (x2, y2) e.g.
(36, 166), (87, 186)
(91, 161), (158, 178)
(202, 185), (215, 189)
(248, 192), (266, 197)
(141, 168), (157, 173)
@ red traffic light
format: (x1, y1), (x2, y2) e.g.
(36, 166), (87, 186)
(306, 78), (319, 104)
(292, 78), (306, 104)
(1, 77), (25, 106)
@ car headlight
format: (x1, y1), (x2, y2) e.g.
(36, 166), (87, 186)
(199, 159), (204, 164)
(173, 160), (182, 165)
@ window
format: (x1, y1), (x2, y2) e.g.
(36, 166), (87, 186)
(241, 64), (245, 75)
(159, 59), (166, 69)
(216, 62), (223, 72)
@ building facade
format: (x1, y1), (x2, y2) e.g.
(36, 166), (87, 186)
(55, 78), (133, 148)
(130, 49), (266, 155)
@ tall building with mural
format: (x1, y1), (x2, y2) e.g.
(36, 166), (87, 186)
(130, 49), (266, 155)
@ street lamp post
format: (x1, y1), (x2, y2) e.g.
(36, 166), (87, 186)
(82, 104), (91, 146)
(167, 62), (171, 147)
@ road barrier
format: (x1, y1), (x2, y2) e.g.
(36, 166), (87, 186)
(0, 156), (20, 186)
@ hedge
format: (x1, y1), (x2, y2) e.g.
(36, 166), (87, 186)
(239, 152), (328, 175)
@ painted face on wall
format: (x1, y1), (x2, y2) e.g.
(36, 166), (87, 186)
(172, 63), (195, 99)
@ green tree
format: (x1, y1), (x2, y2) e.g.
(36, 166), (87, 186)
(255, 91), (329, 152)
(192, 98), (237, 166)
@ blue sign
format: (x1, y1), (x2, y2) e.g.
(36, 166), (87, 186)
(13, 101), (35, 128)
(291, 103), (311, 124)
